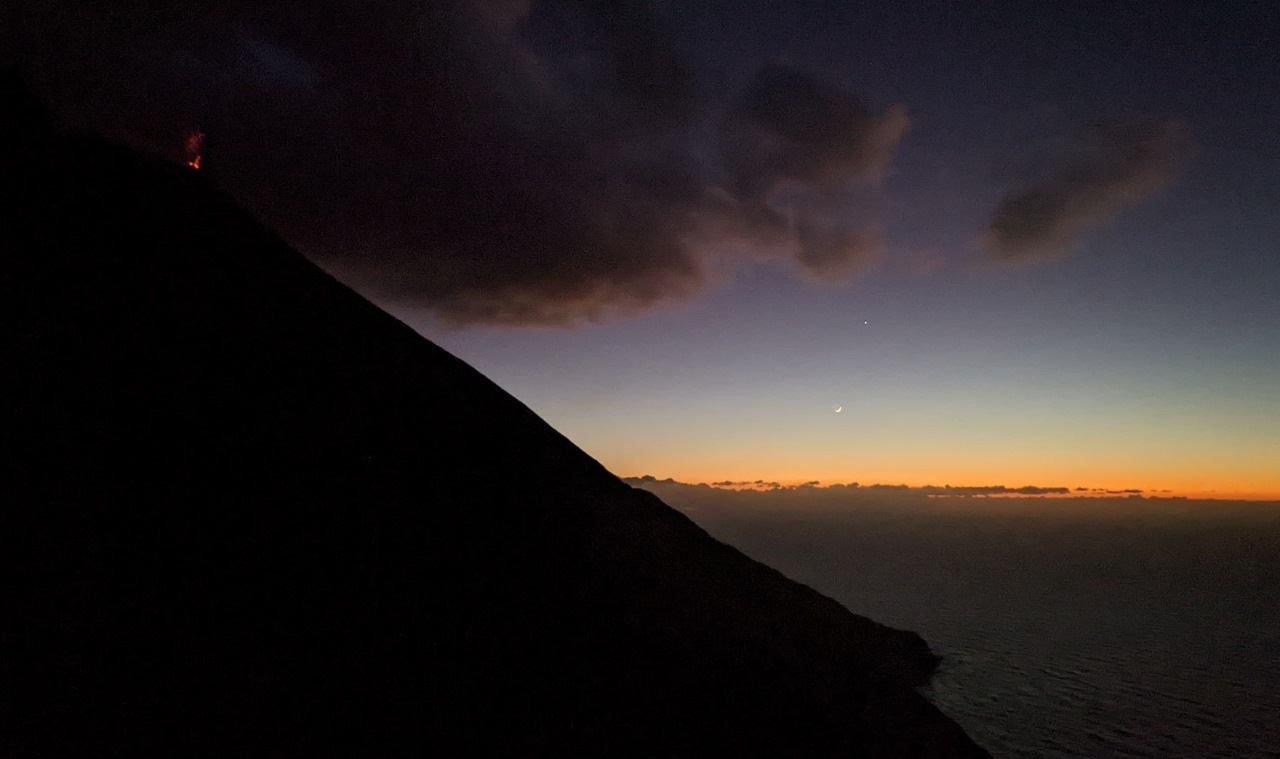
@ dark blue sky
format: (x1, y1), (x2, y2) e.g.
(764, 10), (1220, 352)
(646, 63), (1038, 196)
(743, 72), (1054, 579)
(7, 0), (1278, 494)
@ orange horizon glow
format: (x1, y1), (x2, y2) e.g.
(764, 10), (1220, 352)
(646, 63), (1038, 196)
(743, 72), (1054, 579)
(607, 452), (1280, 501)
(613, 455), (1280, 501)
(596, 430), (1280, 502)
(625, 475), (1280, 501)
(583, 406), (1280, 507)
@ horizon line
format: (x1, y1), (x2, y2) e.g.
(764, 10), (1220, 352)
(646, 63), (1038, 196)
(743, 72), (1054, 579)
(622, 475), (1280, 502)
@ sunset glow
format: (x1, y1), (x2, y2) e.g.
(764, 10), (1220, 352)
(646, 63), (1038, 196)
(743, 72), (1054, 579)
(31, 0), (1276, 512)
(10, 3), (1280, 757)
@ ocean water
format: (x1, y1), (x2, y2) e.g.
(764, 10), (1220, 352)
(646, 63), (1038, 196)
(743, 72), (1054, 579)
(661, 491), (1280, 758)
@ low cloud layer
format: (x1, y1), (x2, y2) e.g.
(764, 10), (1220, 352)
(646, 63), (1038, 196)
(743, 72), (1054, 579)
(625, 478), (1228, 521)
(629, 475), (1072, 497)
(7, 0), (907, 326)
(987, 118), (1187, 262)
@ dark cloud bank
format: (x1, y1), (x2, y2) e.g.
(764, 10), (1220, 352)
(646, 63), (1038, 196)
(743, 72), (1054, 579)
(7, 1), (1186, 325)
(6, 0), (906, 326)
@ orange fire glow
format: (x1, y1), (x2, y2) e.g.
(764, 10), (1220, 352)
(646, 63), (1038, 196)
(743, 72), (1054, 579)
(184, 130), (205, 170)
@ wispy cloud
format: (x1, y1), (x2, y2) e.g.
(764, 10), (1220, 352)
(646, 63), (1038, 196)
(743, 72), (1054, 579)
(986, 117), (1188, 262)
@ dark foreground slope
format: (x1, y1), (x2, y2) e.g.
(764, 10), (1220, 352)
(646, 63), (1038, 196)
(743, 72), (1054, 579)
(0, 84), (988, 758)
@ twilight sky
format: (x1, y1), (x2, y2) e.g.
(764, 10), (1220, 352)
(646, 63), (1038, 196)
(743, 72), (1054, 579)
(8, 1), (1279, 497)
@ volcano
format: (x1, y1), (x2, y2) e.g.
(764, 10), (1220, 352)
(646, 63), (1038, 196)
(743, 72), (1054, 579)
(0, 76), (988, 757)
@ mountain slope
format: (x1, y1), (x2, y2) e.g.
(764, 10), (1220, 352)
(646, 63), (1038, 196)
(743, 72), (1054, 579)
(0, 79), (988, 757)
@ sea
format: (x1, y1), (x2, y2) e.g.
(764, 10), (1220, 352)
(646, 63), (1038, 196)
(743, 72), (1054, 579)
(647, 486), (1280, 759)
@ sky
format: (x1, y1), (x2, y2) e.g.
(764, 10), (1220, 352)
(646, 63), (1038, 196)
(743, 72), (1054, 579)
(6, 1), (1279, 498)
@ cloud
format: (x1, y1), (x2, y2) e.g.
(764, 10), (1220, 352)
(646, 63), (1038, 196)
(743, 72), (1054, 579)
(624, 477), (1074, 498)
(793, 221), (886, 279)
(986, 117), (1187, 261)
(714, 66), (907, 280)
(6, 0), (908, 327)
(723, 66), (908, 197)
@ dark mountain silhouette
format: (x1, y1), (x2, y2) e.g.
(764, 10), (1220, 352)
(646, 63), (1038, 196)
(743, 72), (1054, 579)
(1, 75), (989, 757)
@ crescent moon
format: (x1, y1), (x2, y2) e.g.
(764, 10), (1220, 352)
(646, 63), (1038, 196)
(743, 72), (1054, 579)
(833, 405), (843, 413)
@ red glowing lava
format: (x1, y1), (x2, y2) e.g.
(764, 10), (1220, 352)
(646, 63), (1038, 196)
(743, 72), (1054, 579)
(184, 130), (205, 170)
